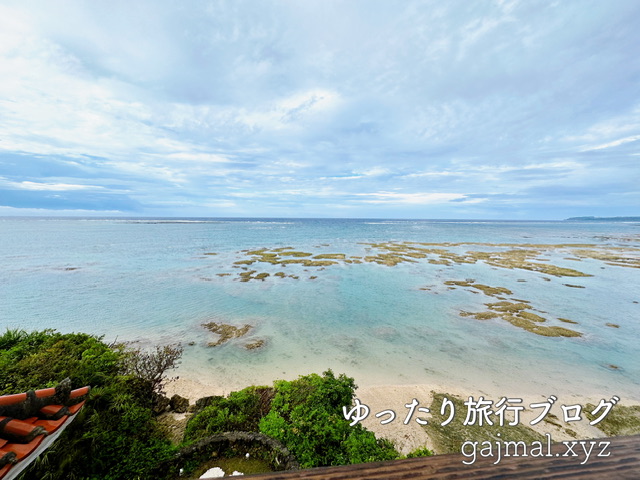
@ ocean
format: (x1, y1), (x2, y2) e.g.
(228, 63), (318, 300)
(1, 217), (639, 400)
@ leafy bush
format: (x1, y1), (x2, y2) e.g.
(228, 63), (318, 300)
(3, 329), (401, 477)
(404, 446), (434, 458)
(0, 329), (180, 480)
(184, 386), (273, 441)
(185, 370), (399, 469)
(0, 329), (121, 392)
(258, 370), (399, 467)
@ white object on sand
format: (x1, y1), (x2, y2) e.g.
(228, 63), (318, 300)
(199, 467), (225, 478)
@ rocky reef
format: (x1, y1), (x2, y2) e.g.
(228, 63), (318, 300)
(200, 240), (638, 340)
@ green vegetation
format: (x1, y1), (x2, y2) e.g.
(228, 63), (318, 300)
(185, 387), (273, 439)
(404, 447), (434, 458)
(0, 329), (180, 480)
(260, 371), (398, 467)
(1, 331), (400, 478)
(186, 370), (399, 468)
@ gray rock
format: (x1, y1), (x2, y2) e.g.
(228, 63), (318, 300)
(152, 393), (171, 415)
(170, 394), (190, 413)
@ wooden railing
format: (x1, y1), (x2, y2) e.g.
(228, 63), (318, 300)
(247, 434), (640, 479)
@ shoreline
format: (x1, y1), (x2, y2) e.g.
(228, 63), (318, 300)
(164, 376), (637, 455)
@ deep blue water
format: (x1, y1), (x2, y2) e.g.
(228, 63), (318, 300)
(1, 217), (639, 399)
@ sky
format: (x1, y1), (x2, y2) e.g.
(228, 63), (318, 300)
(0, 0), (639, 219)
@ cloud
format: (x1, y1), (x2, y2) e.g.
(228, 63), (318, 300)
(580, 134), (640, 152)
(354, 192), (468, 205)
(0, 0), (639, 218)
(7, 181), (102, 191)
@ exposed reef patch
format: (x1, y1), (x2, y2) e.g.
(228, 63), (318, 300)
(244, 339), (265, 350)
(442, 278), (582, 337)
(558, 318), (579, 324)
(459, 294), (582, 337)
(202, 322), (252, 347)
(444, 280), (512, 297)
(215, 241), (638, 285)
(423, 393), (546, 454)
(201, 241), (636, 342)
(571, 248), (640, 269)
(584, 403), (640, 436)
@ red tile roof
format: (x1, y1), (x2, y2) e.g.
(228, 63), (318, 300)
(0, 378), (90, 480)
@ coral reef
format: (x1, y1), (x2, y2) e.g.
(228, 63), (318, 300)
(202, 322), (252, 347)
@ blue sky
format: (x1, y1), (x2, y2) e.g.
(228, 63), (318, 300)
(1, 0), (639, 219)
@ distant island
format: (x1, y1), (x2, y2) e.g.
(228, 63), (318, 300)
(565, 216), (640, 221)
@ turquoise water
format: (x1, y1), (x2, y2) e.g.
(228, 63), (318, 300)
(1, 217), (639, 399)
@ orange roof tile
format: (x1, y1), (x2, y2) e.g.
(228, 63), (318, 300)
(0, 379), (90, 480)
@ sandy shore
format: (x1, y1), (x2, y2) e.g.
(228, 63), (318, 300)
(165, 377), (635, 454)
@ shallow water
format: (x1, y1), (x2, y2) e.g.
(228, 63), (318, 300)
(1, 217), (639, 400)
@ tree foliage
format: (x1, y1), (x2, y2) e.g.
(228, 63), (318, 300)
(186, 370), (399, 468)
(259, 370), (398, 467)
(2, 330), (401, 478)
(184, 386), (273, 441)
(0, 329), (180, 480)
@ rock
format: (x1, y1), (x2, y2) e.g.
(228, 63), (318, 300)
(170, 394), (190, 413)
(202, 322), (252, 346)
(191, 395), (223, 413)
(152, 393), (171, 415)
(244, 339), (265, 350)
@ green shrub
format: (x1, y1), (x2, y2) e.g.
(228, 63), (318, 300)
(0, 329), (120, 392)
(185, 386), (273, 441)
(0, 329), (179, 480)
(259, 370), (399, 467)
(404, 446), (434, 458)
(185, 370), (399, 469)
(2, 329), (401, 477)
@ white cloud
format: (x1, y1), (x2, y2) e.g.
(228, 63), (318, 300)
(0, 206), (127, 216)
(0, 177), (103, 191)
(17, 181), (100, 191)
(580, 134), (640, 152)
(403, 171), (458, 179)
(354, 192), (467, 205)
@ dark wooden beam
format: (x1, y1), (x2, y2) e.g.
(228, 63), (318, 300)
(248, 434), (640, 479)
